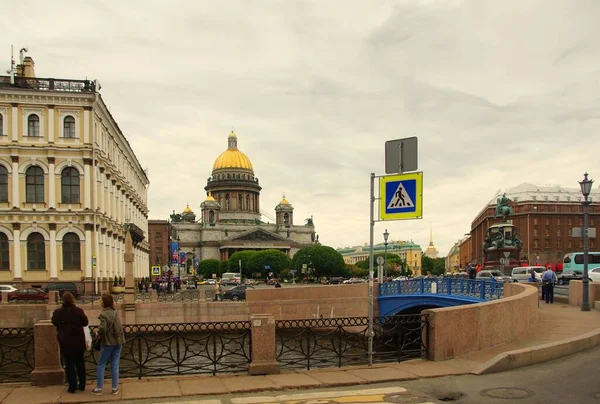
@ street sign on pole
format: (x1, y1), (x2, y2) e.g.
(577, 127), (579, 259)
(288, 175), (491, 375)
(379, 172), (423, 220)
(376, 256), (385, 266)
(385, 137), (418, 174)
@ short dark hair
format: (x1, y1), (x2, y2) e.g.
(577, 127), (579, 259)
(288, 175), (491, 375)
(101, 294), (114, 309)
(62, 291), (75, 306)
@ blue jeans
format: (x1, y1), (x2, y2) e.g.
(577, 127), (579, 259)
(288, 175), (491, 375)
(96, 345), (121, 390)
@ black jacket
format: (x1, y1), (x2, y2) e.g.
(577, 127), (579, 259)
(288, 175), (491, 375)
(51, 305), (89, 356)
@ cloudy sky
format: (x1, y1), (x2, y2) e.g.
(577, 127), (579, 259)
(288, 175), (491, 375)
(2, 0), (598, 255)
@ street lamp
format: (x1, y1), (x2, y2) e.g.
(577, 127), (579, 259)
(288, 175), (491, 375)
(383, 229), (389, 279)
(579, 172), (594, 312)
(176, 235), (181, 282)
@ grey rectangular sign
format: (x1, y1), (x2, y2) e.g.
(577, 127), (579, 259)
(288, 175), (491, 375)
(385, 137), (418, 174)
(572, 227), (596, 238)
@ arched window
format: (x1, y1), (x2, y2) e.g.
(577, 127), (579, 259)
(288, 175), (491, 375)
(28, 114), (40, 137)
(27, 232), (46, 270)
(0, 165), (7, 203)
(63, 115), (76, 138)
(26, 166), (44, 203)
(62, 232), (81, 270)
(227, 173), (231, 179)
(225, 194), (230, 210)
(209, 210), (215, 223)
(61, 167), (80, 203)
(238, 194), (243, 210)
(284, 213), (290, 224)
(246, 195), (250, 210)
(0, 113), (3, 136)
(0, 233), (8, 270)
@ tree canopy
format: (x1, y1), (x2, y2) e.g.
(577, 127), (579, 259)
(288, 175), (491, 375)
(228, 249), (291, 278)
(197, 259), (220, 278)
(421, 256), (446, 275)
(291, 245), (346, 278)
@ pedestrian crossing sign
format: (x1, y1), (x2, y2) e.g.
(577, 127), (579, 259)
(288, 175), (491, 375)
(379, 172), (423, 220)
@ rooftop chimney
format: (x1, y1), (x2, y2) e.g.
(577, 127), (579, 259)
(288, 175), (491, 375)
(21, 56), (35, 78)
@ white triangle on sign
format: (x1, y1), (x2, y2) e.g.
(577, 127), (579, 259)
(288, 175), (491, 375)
(387, 183), (414, 209)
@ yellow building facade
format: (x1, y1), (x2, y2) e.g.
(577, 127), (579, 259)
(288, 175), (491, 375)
(0, 54), (149, 291)
(337, 241), (423, 275)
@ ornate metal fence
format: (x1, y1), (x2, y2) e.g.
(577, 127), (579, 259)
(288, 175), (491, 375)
(275, 314), (428, 371)
(0, 328), (35, 383)
(157, 289), (200, 303)
(84, 321), (251, 379)
(379, 278), (504, 301)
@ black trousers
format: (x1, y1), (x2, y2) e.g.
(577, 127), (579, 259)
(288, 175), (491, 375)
(544, 283), (554, 303)
(63, 352), (86, 390)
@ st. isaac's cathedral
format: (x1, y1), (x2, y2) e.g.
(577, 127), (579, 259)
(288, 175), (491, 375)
(170, 131), (318, 263)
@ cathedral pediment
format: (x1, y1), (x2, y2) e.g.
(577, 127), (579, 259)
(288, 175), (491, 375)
(230, 228), (288, 243)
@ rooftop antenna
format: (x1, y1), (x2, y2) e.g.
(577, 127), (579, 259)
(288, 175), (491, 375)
(6, 46), (16, 84)
(19, 47), (28, 65)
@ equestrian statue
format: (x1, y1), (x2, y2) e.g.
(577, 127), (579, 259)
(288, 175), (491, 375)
(494, 193), (513, 221)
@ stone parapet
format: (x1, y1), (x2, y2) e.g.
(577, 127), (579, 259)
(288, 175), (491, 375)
(30, 320), (64, 386)
(568, 280), (600, 307)
(424, 283), (539, 361)
(248, 314), (280, 375)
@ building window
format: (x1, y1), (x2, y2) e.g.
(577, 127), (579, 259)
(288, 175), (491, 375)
(557, 229), (561, 237)
(27, 232), (46, 270)
(591, 219), (596, 226)
(246, 195), (250, 210)
(533, 218), (538, 225)
(156, 247), (162, 258)
(27, 114), (40, 137)
(557, 218), (561, 225)
(545, 229), (550, 237)
(26, 166), (44, 203)
(209, 210), (215, 223)
(0, 233), (8, 270)
(0, 165), (7, 203)
(225, 194), (230, 210)
(284, 213), (290, 224)
(533, 239), (539, 248)
(568, 218), (572, 226)
(533, 229), (538, 237)
(546, 218), (550, 226)
(63, 115), (76, 138)
(62, 232), (81, 270)
(155, 231), (162, 242)
(0, 113), (3, 136)
(545, 240), (550, 249)
(557, 241), (561, 249)
(238, 194), (243, 210)
(60, 167), (80, 203)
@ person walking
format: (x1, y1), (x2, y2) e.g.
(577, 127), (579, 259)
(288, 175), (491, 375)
(91, 294), (126, 396)
(541, 267), (557, 304)
(51, 292), (89, 394)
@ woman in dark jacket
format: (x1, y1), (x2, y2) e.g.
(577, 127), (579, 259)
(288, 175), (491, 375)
(51, 291), (89, 393)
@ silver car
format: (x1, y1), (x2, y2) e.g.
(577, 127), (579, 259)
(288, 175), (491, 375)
(476, 270), (512, 282)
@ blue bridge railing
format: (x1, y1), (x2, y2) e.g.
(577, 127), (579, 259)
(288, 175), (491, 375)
(379, 278), (504, 301)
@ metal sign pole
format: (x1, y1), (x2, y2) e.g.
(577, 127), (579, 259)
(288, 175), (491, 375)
(368, 173), (375, 366)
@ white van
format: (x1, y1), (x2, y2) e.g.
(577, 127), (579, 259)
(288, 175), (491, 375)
(511, 266), (545, 282)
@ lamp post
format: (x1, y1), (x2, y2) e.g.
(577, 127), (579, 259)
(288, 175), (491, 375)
(579, 172), (593, 312)
(176, 235), (181, 282)
(383, 229), (389, 279)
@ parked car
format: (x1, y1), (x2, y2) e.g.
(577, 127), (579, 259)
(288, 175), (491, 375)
(222, 285), (254, 301)
(8, 288), (48, 302)
(196, 280), (207, 286)
(327, 277), (345, 285)
(267, 278), (279, 285)
(511, 266), (545, 282)
(557, 270), (583, 285)
(454, 272), (469, 279)
(221, 278), (239, 286)
(205, 279), (217, 285)
(476, 270), (512, 283)
(0, 285), (17, 293)
(43, 282), (80, 298)
(343, 278), (366, 284)
(391, 276), (409, 282)
(245, 279), (258, 286)
(588, 267), (600, 282)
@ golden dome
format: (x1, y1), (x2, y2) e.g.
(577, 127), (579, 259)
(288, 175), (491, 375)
(280, 193), (289, 205)
(205, 192), (216, 202)
(212, 131), (254, 171)
(183, 203), (193, 213)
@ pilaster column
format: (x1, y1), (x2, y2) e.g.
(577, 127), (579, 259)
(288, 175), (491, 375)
(98, 168), (105, 213)
(105, 230), (113, 281)
(112, 233), (118, 279)
(47, 106), (55, 143)
(105, 174), (111, 218)
(83, 158), (92, 209)
(11, 156), (19, 208)
(85, 224), (93, 279)
(10, 104), (18, 142)
(48, 157), (56, 209)
(49, 223), (58, 280)
(12, 224), (22, 280)
(83, 107), (91, 144)
(99, 228), (106, 282)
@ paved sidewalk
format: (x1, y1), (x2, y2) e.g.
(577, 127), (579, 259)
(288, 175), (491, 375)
(0, 303), (598, 404)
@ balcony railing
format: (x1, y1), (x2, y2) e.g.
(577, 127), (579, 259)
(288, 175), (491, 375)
(0, 76), (96, 93)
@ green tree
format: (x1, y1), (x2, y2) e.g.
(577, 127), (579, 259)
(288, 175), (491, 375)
(219, 260), (229, 275)
(229, 251), (258, 277)
(421, 256), (446, 276)
(291, 245), (345, 278)
(249, 249), (291, 277)
(197, 259), (220, 278)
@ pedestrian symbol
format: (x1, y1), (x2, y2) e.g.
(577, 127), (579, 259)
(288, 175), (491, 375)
(387, 183), (415, 209)
(379, 172), (423, 220)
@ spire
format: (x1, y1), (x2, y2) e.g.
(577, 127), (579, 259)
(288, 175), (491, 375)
(429, 224), (433, 246)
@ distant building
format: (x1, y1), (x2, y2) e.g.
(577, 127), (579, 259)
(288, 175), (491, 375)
(167, 132), (318, 275)
(424, 226), (439, 258)
(458, 235), (472, 268)
(0, 53), (149, 292)
(337, 241), (422, 275)
(470, 182), (600, 266)
(445, 242), (460, 272)
(148, 220), (171, 271)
